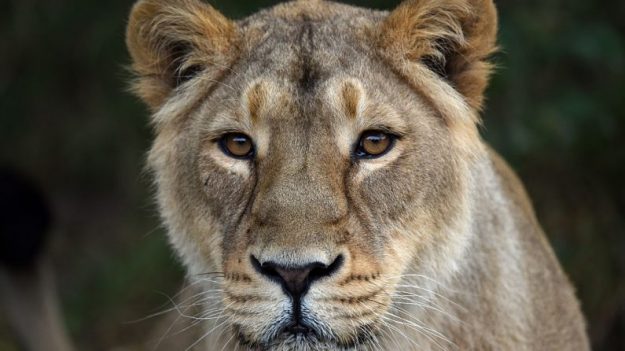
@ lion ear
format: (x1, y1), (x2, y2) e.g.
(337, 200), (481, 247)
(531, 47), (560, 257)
(380, 0), (497, 111)
(126, 0), (239, 110)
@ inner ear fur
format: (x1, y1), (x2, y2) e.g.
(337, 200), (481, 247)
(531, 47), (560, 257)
(126, 0), (239, 110)
(380, 0), (498, 111)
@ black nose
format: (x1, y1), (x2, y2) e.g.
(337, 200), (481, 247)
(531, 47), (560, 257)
(251, 255), (343, 299)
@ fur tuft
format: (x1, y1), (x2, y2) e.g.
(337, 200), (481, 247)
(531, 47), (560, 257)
(380, 0), (498, 111)
(126, 0), (239, 110)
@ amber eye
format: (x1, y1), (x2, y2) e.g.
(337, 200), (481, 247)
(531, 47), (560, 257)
(354, 130), (395, 159)
(219, 133), (254, 159)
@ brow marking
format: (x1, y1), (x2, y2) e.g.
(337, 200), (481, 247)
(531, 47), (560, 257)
(246, 81), (267, 123)
(341, 81), (361, 120)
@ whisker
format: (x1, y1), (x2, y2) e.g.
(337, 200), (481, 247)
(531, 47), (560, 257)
(185, 314), (233, 351)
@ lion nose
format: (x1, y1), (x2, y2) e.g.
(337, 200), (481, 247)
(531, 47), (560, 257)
(251, 255), (343, 299)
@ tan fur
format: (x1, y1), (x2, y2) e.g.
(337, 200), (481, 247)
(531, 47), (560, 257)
(126, 0), (589, 350)
(126, 0), (240, 112)
(380, 0), (497, 111)
(341, 82), (361, 120)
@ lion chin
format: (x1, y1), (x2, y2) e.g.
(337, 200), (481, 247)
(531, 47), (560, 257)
(236, 322), (374, 351)
(244, 334), (362, 351)
(253, 335), (339, 351)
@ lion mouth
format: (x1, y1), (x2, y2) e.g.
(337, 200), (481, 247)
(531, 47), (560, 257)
(235, 320), (323, 348)
(241, 334), (337, 351)
(235, 329), (320, 350)
(235, 321), (376, 351)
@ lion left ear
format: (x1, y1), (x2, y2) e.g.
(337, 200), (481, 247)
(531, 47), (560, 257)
(126, 0), (239, 112)
(380, 0), (498, 111)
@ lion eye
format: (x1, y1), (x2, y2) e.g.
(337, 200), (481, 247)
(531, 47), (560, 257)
(354, 130), (395, 159)
(219, 133), (254, 159)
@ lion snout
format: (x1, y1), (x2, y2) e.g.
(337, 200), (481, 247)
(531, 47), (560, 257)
(250, 254), (344, 299)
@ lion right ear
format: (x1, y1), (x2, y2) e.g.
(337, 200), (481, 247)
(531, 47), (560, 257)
(380, 0), (498, 112)
(126, 0), (239, 111)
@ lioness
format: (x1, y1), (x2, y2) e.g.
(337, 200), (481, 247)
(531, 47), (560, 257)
(126, 0), (589, 349)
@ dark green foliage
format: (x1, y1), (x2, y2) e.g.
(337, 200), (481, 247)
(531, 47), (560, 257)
(0, 0), (623, 349)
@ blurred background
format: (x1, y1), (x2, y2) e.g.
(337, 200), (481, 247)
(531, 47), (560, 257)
(0, 0), (623, 350)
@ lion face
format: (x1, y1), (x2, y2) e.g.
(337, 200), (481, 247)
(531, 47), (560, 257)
(191, 71), (466, 349)
(127, 0), (497, 349)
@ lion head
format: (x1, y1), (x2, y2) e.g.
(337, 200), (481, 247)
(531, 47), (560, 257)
(126, 0), (497, 349)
